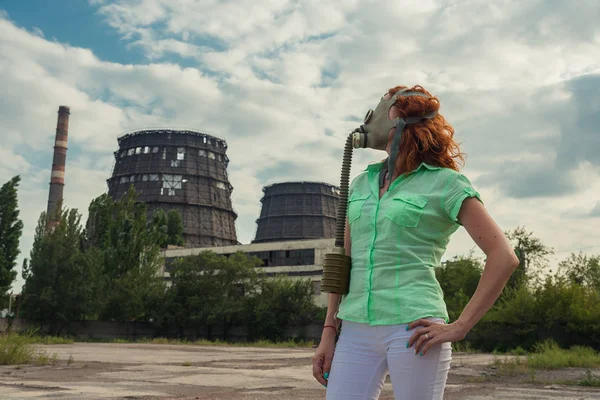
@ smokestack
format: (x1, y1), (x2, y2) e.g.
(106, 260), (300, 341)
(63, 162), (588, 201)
(47, 105), (70, 223)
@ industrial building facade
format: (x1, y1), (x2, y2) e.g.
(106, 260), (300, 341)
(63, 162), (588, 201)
(162, 238), (335, 306)
(107, 129), (238, 248)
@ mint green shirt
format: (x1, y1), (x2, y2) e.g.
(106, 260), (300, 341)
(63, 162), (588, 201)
(337, 161), (482, 325)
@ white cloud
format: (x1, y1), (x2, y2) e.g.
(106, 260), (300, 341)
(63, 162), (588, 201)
(2, 0), (600, 292)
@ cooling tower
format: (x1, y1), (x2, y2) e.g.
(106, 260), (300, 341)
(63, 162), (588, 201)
(107, 129), (238, 247)
(253, 181), (340, 243)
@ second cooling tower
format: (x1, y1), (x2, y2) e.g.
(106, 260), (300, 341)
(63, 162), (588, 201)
(253, 181), (340, 243)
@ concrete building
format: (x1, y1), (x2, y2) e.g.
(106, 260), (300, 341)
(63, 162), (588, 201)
(162, 238), (335, 306)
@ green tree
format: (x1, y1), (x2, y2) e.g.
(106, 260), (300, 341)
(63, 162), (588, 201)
(84, 193), (113, 249)
(558, 252), (600, 291)
(21, 208), (103, 334)
(505, 226), (553, 288)
(151, 209), (184, 248)
(167, 251), (261, 340)
(166, 209), (184, 247)
(436, 253), (483, 321)
(0, 176), (24, 296)
(152, 209), (169, 248)
(85, 187), (166, 322)
(248, 276), (319, 342)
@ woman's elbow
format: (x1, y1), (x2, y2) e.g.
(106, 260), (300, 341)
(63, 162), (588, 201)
(488, 246), (520, 272)
(502, 247), (520, 272)
(508, 250), (520, 271)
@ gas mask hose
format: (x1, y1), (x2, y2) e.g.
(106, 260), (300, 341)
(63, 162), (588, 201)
(321, 132), (354, 295)
(335, 132), (354, 248)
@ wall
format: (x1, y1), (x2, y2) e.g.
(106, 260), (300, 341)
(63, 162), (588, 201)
(0, 318), (325, 342)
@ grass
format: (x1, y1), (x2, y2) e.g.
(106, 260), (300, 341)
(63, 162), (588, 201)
(527, 340), (600, 370)
(489, 340), (600, 387)
(4, 329), (74, 345)
(0, 333), (60, 366)
(491, 339), (600, 372)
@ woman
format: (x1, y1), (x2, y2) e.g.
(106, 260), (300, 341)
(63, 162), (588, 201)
(312, 85), (519, 399)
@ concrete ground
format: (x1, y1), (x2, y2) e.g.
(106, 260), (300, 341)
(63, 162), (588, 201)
(1, 343), (600, 399)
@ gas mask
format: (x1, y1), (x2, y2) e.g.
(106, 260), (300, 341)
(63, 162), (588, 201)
(353, 88), (438, 179)
(321, 88), (438, 296)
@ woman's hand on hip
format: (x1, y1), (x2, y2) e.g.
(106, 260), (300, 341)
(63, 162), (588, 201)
(407, 319), (469, 356)
(312, 331), (336, 387)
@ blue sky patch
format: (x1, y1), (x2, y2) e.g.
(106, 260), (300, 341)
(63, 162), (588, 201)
(2, 0), (143, 64)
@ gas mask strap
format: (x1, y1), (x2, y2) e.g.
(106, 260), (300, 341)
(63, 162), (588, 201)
(387, 119), (406, 181)
(403, 110), (438, 124)
(386, 110), (437, 181)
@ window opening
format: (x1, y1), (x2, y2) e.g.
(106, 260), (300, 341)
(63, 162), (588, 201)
(162, 174), (183, 196)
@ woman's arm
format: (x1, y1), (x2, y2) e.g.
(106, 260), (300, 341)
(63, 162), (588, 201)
(312, 219), (350, 385)
(454, 197), (520, 332)
(409, 197), (519, 355)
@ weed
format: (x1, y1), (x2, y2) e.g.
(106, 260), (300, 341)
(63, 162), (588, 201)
(491, 355), (528, 376)
(0, 334), (59, 366)
(578, 370), (600, 387)
(0, 334), (33, 365)
(527, 340), (600, 370)
(512, 346), (527, 356)
(17, 329), (73, 345)
(452, 341), (478, 353)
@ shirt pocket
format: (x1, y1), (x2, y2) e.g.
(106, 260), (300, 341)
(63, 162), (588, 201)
(347, 192), (371, 223)
(385, 194), (428, 228)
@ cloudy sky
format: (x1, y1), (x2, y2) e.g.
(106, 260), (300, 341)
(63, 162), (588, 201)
(1, 0), (599, 292)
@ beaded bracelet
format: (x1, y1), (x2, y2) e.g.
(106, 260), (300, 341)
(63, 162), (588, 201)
(323, 325), (338, 334)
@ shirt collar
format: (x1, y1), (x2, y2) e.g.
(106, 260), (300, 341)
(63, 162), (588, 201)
(364, 160), (441, 172)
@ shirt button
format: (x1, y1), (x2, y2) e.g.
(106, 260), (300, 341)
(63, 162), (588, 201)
(368, 222), (375, 228)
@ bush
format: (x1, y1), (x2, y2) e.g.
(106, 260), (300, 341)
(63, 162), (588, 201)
(0, 334), (58, 365)
(464, 277), (600, 353)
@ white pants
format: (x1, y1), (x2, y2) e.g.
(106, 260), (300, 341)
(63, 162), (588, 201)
(326, 319), (452, 400)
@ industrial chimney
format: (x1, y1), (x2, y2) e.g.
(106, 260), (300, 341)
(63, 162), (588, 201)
(46, 105), (70, 224)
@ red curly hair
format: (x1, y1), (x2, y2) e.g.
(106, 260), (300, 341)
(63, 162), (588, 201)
(387, 85), (464, 174)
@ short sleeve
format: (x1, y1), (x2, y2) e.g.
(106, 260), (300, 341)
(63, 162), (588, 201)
(443, 172), (482, 224)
